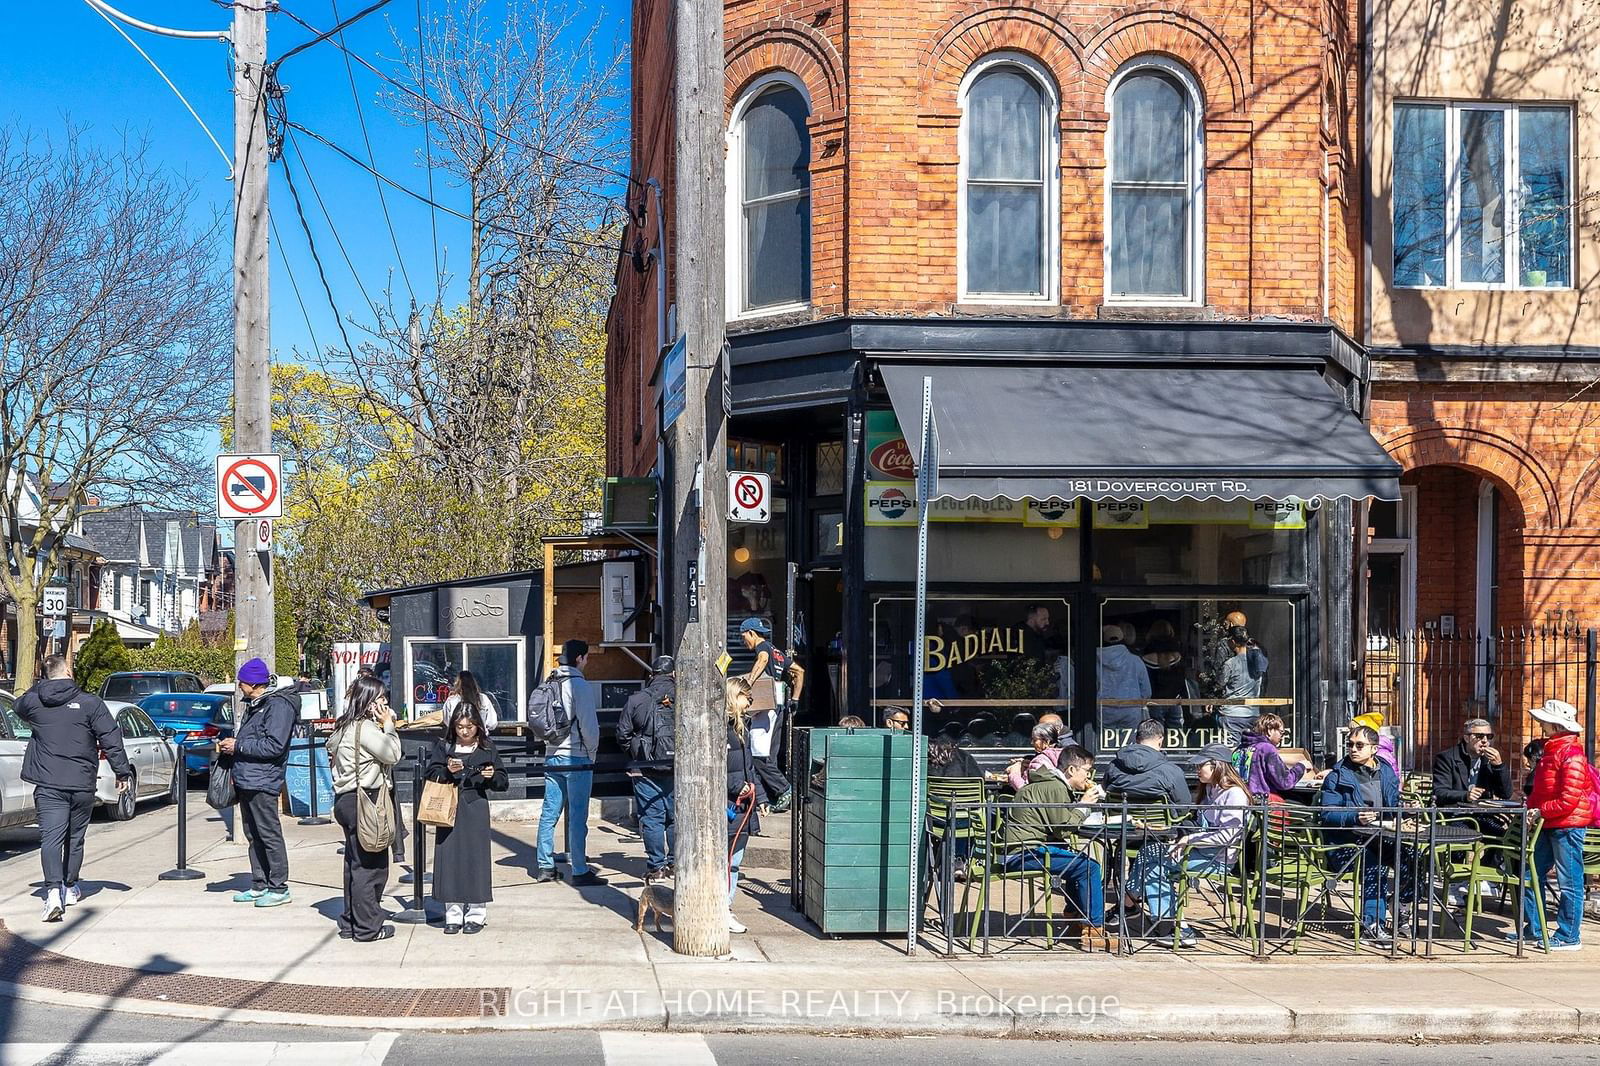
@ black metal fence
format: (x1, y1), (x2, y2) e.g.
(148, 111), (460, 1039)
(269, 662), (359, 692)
(1364, 627), (1598, 774)
(925, 797), (1566, 958)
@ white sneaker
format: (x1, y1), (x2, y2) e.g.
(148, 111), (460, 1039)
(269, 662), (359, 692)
(62, 885), (81, 907)
(42, 889), (64, 923)
(727, 911), (747, 934)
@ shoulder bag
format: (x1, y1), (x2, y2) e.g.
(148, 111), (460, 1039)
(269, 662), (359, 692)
(354, 720), (396, 852)
(206, 754), (236, 809)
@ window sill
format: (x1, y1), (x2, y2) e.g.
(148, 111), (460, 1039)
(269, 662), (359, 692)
(1097, 303), (1212, 321)
(1392, 283), (1573, 294)
(729, 301), (811, 323)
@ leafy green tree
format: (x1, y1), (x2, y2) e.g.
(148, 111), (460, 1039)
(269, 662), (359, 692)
(130, 625), (235, 684)
(73, 619), (132, 694)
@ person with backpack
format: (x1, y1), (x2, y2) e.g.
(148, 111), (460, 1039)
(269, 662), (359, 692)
(1516, 699), (1594, 949)
(14, 655), (132, 921)
(738, 618), (793, 813)
(1236, 713), (1322, 799)
(326, 674), (401, 942)
(616, 656), (677, 879)
(531, 639), (604, 886)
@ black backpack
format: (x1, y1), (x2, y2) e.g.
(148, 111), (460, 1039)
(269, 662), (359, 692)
(647, 694), (676, 764)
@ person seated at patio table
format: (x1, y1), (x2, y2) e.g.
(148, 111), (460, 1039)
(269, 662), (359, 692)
(1005, 723), (1065, 791)
(1126, 744), (1251, 947)
(1000, 745), (1117, 952)
(1320, 724), (1416, 946)
(1238, 713), (1324, 800)
(1351, 711), (1401, 779)
(1103, 719), (1189, 807)
(1431, 718), (1511, 812)
(928, 734), (983, 781)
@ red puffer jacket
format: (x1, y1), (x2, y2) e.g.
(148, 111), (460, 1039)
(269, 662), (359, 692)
(1528, 732), (1596, 829)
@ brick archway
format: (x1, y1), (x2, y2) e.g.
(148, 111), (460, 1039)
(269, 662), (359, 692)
(1379, 423), (1554, 529)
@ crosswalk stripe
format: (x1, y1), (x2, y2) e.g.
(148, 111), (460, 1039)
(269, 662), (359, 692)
(600, 1032), (715, 1066)
(0, 1034), (396, 1066)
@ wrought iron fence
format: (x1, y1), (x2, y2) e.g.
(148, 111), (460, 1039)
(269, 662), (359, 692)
(1363, 627), (1597, 776)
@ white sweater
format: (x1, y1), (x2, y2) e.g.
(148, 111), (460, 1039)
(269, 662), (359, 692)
(327, 719), (401, 793)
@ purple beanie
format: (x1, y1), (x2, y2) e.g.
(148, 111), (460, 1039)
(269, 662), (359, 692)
(238, 657), (271, 684)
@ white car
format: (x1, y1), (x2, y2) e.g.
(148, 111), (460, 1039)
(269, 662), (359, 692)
(0, 691), (179, 824)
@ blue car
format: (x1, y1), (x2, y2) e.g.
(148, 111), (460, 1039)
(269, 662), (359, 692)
(138, 693), (235, 776)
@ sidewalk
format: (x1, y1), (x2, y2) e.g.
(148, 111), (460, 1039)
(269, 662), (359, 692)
(2, 797), (1600, 1039)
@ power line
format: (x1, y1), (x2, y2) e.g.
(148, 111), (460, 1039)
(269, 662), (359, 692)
(268, 213), (325, 359)
(281, 126), (380, 314)
(332, 0), (415, 304)
(279, 112), (624, 255)
(274, 6), (638, 188)
(83, 0), (229, 40)
(417, 0), (441, 293)
(271, 0), (393, 68)
(276, 145), (361, 364)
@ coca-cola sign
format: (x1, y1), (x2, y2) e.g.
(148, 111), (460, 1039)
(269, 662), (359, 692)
(869, 437), (915, 480)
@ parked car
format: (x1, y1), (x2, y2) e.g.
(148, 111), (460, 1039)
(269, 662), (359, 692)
(204, 683), (236, 696)
(96, 702), (180, 820)
(0, 689), (30, 829)
(0, 692), (178, 824)
(101, 671), (204, 701)
(138, 693), (234, 776)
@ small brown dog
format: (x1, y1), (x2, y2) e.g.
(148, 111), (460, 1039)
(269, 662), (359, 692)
(635, 876), (675, 932)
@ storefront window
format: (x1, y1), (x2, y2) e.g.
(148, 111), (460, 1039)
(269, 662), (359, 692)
(404, 638), (525, 720)
(871, 596), (1071, 738)
(1096, 597), (1298, 753)
(1090, 499), (1309, 586)
(729, 498), (788, 669)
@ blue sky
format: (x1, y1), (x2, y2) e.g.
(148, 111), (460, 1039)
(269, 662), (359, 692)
(1, 0), (629, 364)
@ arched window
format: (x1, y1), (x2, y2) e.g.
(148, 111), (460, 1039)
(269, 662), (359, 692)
(1107, 60), (1203, 302)
(960, 55), (1057, 301)
(728, 77), (811, 316)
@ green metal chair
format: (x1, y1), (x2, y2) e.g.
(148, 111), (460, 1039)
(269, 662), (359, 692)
(956, 825), (1064, 951)
(1462, 819), (1548, 951)
(1242, 805), (1368, 952)
(924, 777), (986, 922)
(1166, 810), (1259, 951)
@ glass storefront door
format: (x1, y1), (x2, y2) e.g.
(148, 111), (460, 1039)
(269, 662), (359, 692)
(402, 637), (526, 722)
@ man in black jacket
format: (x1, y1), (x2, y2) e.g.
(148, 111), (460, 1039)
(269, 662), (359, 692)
(1431, 718), (1512, 811)
(217, 657), (298, 907)
(1102, 719), (1190, 807)
(16, 655), (132, 921)
(615, 656), (676, 879)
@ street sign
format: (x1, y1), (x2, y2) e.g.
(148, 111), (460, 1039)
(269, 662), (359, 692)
(41, 586), (67, 616)
(51, 619), (66, 639)
(728, 471), (771, 524)
(660, 335), (687, 432)
(253, 518), (273, 554)
(216, 453), (283, 520)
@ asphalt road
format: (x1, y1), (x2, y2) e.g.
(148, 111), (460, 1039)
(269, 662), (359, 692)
(0, 1001), (1597, 1066)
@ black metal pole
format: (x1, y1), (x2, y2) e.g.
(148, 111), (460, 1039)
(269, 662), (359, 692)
(298, 736), (330, 826)
(393, 755), (429, 923)
(159, 740), (204, 881)
(1585, 629), (1596, 766)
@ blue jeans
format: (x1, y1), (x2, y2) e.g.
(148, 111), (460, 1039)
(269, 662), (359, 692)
(729, 842), (746, 908)
(1524, 827), (1586, 944)
(633, 773), (675, 870)
(1002, 845), (1104, 928)
(536, 753), (593, 875)
(1131, 845), (1231, 920)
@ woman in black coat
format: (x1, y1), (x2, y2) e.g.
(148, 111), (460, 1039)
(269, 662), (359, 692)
(424, 703), (508, 934)
(725, 678), (760, 934)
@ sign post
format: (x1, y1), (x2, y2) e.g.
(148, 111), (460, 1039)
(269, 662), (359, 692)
(41, 584), (68, 617)
(216, 454), (284, 521)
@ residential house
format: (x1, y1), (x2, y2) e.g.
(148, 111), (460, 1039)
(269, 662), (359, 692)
(81, 507), (217, 647)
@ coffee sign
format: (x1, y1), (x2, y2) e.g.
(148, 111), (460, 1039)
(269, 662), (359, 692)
(438, 587), (510, 638)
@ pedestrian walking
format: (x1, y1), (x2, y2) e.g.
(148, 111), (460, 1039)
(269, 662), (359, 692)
(327, 674), (401, 942)
(616, 656), (677, 879)
(1516, 699), (1593, 950)
(726, 677), (760, 934)
(738, 618), (792, 812)
(14, 655), (132, 921)
(425, 702), (508, 933)
(532, 639), (605, 886)
(219, 657), (297, 907)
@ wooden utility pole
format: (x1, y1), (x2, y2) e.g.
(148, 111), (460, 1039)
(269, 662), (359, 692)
(669, 0), (731, 956)
(232, 1), (273, 673)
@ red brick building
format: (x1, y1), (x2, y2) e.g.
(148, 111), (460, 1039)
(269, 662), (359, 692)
(607, 0), (1402, 760)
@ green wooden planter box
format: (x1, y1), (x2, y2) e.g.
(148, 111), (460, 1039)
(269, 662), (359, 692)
(799, 728), (925, 935)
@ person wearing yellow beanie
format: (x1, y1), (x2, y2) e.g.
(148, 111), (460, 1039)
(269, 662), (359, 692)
(1349, 712), (1398, 776)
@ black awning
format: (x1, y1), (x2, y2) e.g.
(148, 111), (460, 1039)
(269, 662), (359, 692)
(880, 363), (1401, 503)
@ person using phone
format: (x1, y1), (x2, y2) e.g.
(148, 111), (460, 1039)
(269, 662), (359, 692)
(424, 703), (507, 934)
(327, 674), (401, 941)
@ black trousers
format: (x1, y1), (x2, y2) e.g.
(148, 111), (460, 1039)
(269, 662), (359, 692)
(334, 789), (391, 939)
(752, 755), (790, 805)
(238, 788), (289, 892)
(35, 786), (95, 892)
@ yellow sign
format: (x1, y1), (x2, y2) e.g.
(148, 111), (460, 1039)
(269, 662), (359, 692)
(1093, 499), (1149, 530)
(233, 637), (248, 651)
(1248, 499), (1307, 529)
(924, 627), (1027, 672)
(1023, 497), (1078, 527)
(716, 651), (732, 676)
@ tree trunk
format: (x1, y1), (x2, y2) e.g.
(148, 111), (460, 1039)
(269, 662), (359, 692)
(13, 583), (39, 690)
